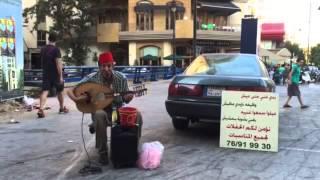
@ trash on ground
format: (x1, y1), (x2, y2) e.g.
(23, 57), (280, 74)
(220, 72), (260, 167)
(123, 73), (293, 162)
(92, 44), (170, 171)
(138, 141), (164, 170)
(23, 96), (35, 111)
(8, 119), (19, 124)
(23, 95), (35, 106)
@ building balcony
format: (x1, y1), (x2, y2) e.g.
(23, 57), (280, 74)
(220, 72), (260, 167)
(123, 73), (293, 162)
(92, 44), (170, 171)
(197, 27), (241, 41)
(120, 23), (241, 41)
(97, 20), (241, 42)
(119, 31), (172, 41)
(119, 29), (240, 41)
(97, 23), (120, 43)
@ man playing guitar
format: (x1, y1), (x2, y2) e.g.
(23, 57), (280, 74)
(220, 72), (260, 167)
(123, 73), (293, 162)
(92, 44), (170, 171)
(67, 51), (143, 165)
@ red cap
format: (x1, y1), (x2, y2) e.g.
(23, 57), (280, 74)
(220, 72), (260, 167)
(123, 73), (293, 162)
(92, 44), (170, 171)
(99, 52), (114, 65)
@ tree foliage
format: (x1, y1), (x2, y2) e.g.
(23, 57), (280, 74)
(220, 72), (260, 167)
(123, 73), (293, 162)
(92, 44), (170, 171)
(284, 41), (305, 60)
(310, 44), (320, 66)
(23, 0), (102, 65)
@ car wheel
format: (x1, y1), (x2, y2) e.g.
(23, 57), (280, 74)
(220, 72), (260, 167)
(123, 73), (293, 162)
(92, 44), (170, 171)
(172, 117), (189, 130)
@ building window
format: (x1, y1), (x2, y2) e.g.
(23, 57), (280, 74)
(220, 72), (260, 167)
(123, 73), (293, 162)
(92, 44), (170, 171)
(166, 1), (184, 30)
(98, 10), (119, 24)
(198, 12), (228, 30)
(98, 10), (128, 31)
(37, 30), (46, 47)
(136, 0), (154, 31)
(140, 46), (160, 65)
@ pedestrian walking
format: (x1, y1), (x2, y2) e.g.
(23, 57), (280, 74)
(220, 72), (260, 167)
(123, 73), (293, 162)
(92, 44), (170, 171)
(37, 32), (69, 118)
(269, 68), (275, 80)
(278, 64), (286, 85)
(283, 59), (309, 109)
(282, 63), (290, 85)
(273, 66), (281, 85)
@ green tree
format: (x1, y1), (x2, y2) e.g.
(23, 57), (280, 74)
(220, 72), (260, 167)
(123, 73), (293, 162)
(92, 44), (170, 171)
(284, 41), (305, 60)
(23, 0), (101, 65)
(92, 52), (98, 63)
(310, 44), (320, 66)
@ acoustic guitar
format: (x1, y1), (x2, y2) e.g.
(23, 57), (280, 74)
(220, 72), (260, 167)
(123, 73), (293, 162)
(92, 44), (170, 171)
(73, 82), (147, 113)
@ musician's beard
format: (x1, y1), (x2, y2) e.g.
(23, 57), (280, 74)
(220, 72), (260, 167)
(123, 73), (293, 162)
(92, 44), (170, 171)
(102, 71), (113, 84)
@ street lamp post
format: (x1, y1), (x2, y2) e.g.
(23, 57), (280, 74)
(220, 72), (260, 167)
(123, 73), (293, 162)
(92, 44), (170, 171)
(307, 0), (312, 64)
(192, 0), (197, 60)
(171, 0), (177, 75)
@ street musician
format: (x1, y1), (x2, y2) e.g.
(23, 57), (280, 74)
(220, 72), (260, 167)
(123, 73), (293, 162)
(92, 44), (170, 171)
(67, 51), (143, 165)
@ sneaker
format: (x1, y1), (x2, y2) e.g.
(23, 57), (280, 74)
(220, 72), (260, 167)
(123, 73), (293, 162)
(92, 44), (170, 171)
(88, 123), (95, 134)
(283, 104), (292, 108)
(59, 106), (69, 114)
(37, 109), (45, 118)
(301, 105), (309, 109)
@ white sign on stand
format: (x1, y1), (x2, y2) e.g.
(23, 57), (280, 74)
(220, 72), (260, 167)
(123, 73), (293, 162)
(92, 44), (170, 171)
(219, 91), (279, 152)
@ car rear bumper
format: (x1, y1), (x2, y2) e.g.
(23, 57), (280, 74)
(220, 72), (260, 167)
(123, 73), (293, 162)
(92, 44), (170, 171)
(165, 99), (221, 121)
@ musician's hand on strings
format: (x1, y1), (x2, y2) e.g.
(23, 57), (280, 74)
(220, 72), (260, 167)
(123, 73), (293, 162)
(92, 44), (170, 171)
(123, 93), (134, 103)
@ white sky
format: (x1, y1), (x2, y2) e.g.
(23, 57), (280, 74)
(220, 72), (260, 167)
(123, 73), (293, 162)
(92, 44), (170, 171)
(254, 0), (320, 48)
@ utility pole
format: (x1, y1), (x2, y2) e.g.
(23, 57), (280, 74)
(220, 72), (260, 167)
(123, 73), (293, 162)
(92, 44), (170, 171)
(307, 0), (312, 63)
(192, 0), (197, 60)
(171, 0), (177, 75)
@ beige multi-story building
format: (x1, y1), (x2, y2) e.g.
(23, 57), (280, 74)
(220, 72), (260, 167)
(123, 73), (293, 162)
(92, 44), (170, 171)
(97, 0), (250, 67)
(23, 0), (44, 69)
(23, 0), (250, 68)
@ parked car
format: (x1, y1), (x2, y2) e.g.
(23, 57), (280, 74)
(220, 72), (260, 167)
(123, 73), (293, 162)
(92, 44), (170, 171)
(165, 53), (276, 130)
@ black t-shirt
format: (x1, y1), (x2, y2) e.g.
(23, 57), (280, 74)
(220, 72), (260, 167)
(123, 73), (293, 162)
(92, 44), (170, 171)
(41, 45), (61, 81)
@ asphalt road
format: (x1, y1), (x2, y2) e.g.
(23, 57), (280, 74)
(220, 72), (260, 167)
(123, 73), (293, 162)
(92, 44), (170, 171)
(1, 81), (320, 180)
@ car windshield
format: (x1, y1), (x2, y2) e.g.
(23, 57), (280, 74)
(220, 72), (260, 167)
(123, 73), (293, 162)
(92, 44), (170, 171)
(184, 54), (262, 77)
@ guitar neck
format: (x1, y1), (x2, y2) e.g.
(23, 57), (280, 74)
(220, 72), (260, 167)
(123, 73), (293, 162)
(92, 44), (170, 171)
(105, 89), (147, 97)
(102, 84), (147, 97)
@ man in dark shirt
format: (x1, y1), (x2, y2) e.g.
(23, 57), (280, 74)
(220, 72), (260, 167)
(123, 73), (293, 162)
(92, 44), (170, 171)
(37, 32), (68, 118)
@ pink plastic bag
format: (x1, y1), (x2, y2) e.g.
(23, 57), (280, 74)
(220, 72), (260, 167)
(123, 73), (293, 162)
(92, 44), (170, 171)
(138, 141), (164, 170)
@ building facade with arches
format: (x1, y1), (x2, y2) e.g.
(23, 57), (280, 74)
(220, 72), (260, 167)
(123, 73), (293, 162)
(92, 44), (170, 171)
(23, 0), (251, 67)
(94, 0), (251, 67)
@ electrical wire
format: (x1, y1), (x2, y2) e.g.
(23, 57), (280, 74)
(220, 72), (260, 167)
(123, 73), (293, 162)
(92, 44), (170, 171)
(79, 113), (102, 175)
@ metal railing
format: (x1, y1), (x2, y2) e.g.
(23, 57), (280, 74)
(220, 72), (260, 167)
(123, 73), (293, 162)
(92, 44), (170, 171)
(24, 66), (182, 87)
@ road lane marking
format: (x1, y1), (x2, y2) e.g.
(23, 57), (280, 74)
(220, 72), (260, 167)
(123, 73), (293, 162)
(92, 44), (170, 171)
(279, 147), (320, 153)
(281, 126), (320, 130)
